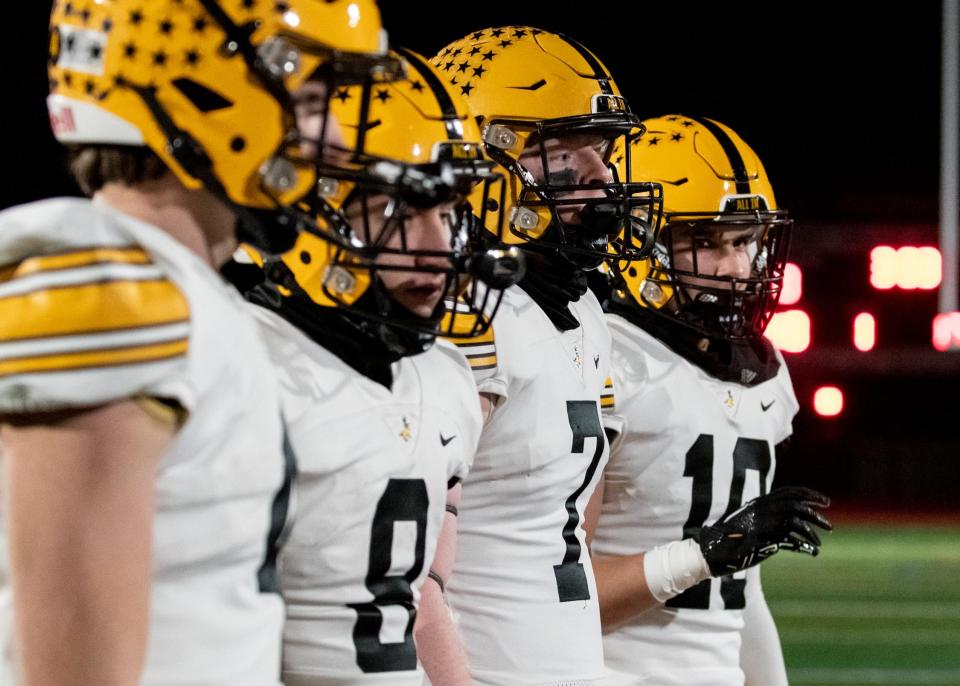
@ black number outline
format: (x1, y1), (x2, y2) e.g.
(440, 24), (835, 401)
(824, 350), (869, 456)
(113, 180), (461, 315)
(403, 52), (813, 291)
(554, 400), (606, 602)
(349, 478), (429, 672)
(666, 435), (771, 611)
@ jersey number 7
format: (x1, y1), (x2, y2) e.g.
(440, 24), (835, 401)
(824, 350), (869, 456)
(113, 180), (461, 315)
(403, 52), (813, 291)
(554, 400), (606, 602)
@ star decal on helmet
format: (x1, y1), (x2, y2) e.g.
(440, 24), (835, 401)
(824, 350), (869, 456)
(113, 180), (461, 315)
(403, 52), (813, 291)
(123, 42), (137, 59)
(647, 136), (660, 146)
(333, 87), (351, 102)
(460, 83), (474, 96)
(671, 133), (684, 142)
(192, 16), (207, 32)
(681, 120), (694, 127)
(374, 88), (391, 103)
(409, 79), (424, 92)
(129, 9), (144, 26)
(159, 18), (174, 35)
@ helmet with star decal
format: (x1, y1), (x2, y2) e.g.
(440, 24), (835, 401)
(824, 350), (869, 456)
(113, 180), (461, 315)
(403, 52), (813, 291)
(430, 27), (662, 268)
(610, 115), (792, 340)
(48, 0), (402, 250)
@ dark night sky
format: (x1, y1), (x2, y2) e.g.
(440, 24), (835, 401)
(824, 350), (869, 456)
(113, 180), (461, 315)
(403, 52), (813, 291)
(0, 1), (948, 225)
(381, 1), (946, 225)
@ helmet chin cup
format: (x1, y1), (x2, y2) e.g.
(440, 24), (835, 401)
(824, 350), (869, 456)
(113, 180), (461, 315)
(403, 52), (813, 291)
(578, 201), (622, 240)
(469, 246), (527, 289)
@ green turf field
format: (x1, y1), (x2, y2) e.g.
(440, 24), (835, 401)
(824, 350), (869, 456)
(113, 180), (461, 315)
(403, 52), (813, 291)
(762, 524), (960, 685)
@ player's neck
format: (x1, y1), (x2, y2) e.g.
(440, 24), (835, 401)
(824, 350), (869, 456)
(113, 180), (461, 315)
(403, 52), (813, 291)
(95, 176), (236, 268)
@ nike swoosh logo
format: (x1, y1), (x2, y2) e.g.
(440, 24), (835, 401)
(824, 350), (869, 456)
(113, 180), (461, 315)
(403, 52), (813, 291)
(508, 78), (547, 91)
(761, 400), (776, 412)
(594, 354), (600, 368)
(662, 177), (688, 186)
(440, 433), (456, 447)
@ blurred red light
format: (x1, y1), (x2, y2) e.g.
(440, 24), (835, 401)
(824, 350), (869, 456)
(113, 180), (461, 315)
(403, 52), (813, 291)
(870, 245), (941, 290)
(813, 386), (844, 417)
(853, 312), (876, 351)
(932, 312), (960, 351)
(780, 263), (802, 305)
(765, 309), (810, 353)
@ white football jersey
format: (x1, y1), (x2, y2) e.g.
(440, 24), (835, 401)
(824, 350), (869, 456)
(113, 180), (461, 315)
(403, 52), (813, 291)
(0, 198), (287, 685)
(448, 285), (612, 686)
(594, 313), (798, 686)
(251, 307), (481, 686)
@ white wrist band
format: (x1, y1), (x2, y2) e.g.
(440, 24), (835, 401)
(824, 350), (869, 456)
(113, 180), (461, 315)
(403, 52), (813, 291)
(643, 538), (713, 604)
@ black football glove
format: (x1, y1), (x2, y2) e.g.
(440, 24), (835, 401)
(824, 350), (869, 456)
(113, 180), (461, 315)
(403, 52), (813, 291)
(698, 486), (832, 576)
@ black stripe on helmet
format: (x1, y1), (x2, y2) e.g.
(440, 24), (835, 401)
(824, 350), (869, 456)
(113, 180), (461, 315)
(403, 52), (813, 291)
(688, 116), (751, 194)
(556, 33), (613, 95)
(395, 46), (462, 140)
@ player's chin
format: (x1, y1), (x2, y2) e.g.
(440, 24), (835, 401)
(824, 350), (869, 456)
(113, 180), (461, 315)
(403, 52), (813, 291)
(391, 286), (444, 319)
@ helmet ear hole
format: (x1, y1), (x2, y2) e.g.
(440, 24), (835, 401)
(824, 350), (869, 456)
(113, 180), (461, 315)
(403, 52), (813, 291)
(171, 78), (233, 113)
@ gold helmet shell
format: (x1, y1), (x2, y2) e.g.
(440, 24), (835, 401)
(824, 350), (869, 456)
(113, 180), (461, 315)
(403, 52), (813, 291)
(613, 115), (792, 340)
(431, 27), (661, 265)
(48, 0), (395, 210)
(246, 49), (518, 349)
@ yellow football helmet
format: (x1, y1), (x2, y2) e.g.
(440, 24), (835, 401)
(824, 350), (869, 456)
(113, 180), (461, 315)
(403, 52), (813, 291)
(48, 0), (401, 248)
(243, 49), (524, 355)
(430, 27), (661, 267)
(611, 115), (792, 340)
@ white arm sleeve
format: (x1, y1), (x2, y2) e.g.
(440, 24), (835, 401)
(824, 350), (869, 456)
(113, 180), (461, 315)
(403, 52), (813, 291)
(740, 568), (789, 686)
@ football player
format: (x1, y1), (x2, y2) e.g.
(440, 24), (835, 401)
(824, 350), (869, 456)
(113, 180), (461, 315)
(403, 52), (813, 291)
(430, 28), (662, 685)
(233, 48), (522, 685)
(0, 1), (393, 684)
(587, 115), (833, 686)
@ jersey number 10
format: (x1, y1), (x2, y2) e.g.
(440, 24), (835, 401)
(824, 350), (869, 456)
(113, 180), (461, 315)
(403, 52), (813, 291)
(666, 434), (771, 611)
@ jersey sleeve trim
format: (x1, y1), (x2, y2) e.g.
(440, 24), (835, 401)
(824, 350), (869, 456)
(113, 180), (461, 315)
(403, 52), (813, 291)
(447, 326), (498, 382)
(600, 376), (616, 409)
(0, 247), (190, 378)
(0, 338), (189, 378)
(1, 246), (152, 280)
